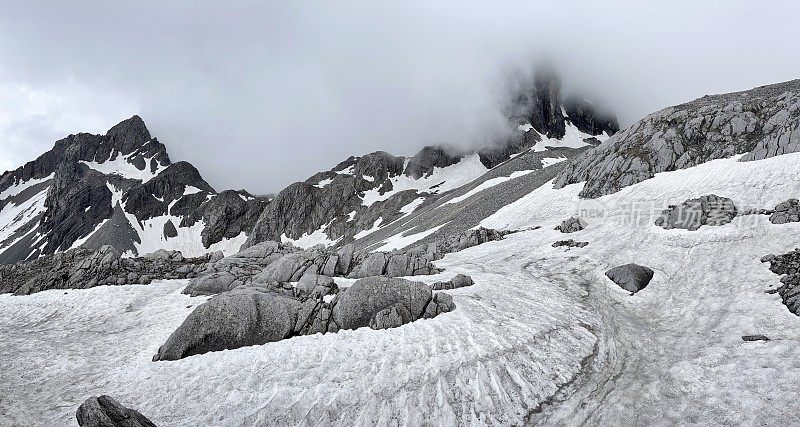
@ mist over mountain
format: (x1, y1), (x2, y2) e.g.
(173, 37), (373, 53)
(1, 1), (799, 193)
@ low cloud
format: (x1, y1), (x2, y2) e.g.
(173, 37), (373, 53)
(0, 1), (798, 193)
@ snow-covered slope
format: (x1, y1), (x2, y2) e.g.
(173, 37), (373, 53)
(4, 151), (800, 425)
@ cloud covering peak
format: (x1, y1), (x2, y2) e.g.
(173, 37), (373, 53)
(1, 1), (798, 193)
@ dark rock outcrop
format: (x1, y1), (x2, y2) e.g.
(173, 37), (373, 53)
(605, 263), (654, 293)
(155, 276), (455, 360)
(76, 395), (156, 427)
(769, 199), (800, 224)
(0, 245), (212, 295)
(403, 146), (462, 179)
(431, 274), (474, 290)
(655, 195), (738, 231)
(555, 217), (586, 233)
(760, 249), (800, 315)
(563, 95), (620, 137)
(741, 335), (770, 342)
(163, 220), (178, 239)
(555, 79), (800, 198)
(552, 239), (589, 248)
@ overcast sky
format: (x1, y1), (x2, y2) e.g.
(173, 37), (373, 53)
(1, 1), (798, 193)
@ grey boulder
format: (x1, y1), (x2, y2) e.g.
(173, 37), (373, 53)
(76, 395), (156, 427)
(431, 274), (474, 290)
(605, 263), (654, 293)
(332, 277), (432, 330)
(655, 195), (737, 231)
(769, 199), (800, 224)
(555, 217), (586, 233)
(153, 288), (301, 361)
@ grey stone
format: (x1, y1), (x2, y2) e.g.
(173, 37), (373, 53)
(605, 263), (655, 293)
(655, 195), (738, 230)
(555, 217), (586, 233)
(741, 335), (770, 342)
(431, 274), (474, 290)
(769, 199), (800, 224)
(153, 288), (302, 361)
(76, 395), (156, 427)
(332, 277), (432, 331)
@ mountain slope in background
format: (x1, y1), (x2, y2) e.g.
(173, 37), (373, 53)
(0, 70), (617, 263)
(0, 116), (269, 264)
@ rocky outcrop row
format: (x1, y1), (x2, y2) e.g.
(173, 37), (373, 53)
(555, 79), (800, 198)
(185, 227), (505, 296)
(655, 195), (738, 231)
(0, 246), (217, 295)
(154, 275), (455, 361)
(761, 250), (800, 315)
(76, 395), (156, 427)
(769, 199), (800, 224)
(605, 263), (654, 294)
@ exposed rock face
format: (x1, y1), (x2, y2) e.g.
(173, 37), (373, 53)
(185, 228), (506, 297)
(552, 239), (589, 248)
(555, 79), (800, 198)
(431, 274), (474, 290)
(0, 245), (212, 295)
(180, 189), (269, 248)
(76, 395), (156, 427)
(403, 146), (462, 178)
(563, 95), (620, 137)
(163, 220), (178, 239)
(760, 249), (800, 315)
(555, 217), (586, 233)
(0, 115), (269, 264)
(155, 276), (455, 360)
(769, 199), (800, 224)
(655, 195), (738, 231)
(605, 264), (654, 293)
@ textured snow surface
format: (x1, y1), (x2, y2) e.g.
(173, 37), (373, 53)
(444, 170), (535, 206)
(360, 155), (488, 206)
(3, 153), (800, 425)
(373, 223), (447, 252)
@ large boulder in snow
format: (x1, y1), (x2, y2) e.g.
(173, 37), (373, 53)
(605, 263), (654, 293)
(153, 288), (302, 361)
(76, 395), (156, 427)
(333, 277), (437, 330)
(769, 199), (800, 224)
(655, 195), (737, 231)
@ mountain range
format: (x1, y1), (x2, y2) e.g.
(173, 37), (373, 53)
(3, 74), (800, 426)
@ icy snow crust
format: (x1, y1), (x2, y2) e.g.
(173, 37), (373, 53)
(3, 153), (800, 425)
